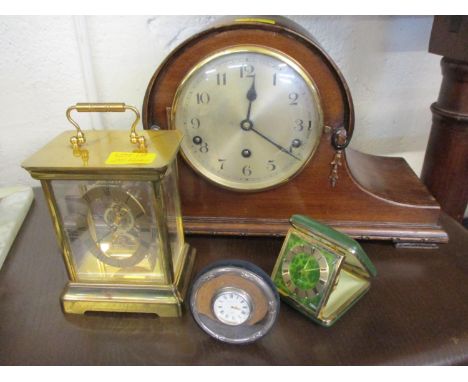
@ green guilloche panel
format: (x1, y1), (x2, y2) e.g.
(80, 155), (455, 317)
(274, 230), (341, 314)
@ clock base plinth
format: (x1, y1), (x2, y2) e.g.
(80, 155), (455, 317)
(176, 149), (448, 246)
(61, 245), (196, 317)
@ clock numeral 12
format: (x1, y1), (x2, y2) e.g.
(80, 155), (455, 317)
(240, 64), (255, 78)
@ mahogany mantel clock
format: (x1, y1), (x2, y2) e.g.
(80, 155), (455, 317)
(143, 16), (448, 245)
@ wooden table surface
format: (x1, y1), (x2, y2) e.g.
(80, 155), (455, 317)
(0, 189), (467, 365)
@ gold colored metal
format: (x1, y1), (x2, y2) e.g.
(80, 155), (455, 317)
(22, 130), (183, 178)
(329, 150), (343, 188)
(41, 179), (78, 282)
(234, 17), (276, 25)
(272, 218), (376, 326)
(152, 180), (174, 285)
(22, 108), (194, 317)
(62, 244), (196, 315)
(170, 44), (324, 192)
(66, 103), (146, 151)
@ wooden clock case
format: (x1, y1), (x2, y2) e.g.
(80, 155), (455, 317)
(142, 16), (448, 246)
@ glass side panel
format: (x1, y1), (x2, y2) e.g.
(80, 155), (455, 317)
(162, 160), (185, 274)
(51, 180), (165, 284)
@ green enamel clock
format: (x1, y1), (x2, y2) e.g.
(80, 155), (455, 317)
(272, 215), (377, 327)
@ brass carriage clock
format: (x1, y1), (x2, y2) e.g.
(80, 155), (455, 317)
(22, 103), (195, 316)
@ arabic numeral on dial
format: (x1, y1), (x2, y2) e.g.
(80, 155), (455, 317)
(294, 119), (312, 131)
(191, 118), (200, 128)
(267, 160), (276, 171)
(289, 92), (299, 105)
(242, 165), (252, 176)
(240, 64), (255, 78)
(273, 73), (277, 86)
(199, 142), (209, 153)
(217, 73), (227, 86)
(196, 92), (210, 104)
(218, 159), (226, 170)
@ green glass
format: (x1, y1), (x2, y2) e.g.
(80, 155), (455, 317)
(274, 231), (340, 312)
(289, 252), (320, 290)
(272, 215), (377, 326)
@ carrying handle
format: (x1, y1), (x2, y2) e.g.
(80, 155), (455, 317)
(66, 103), (146, 151)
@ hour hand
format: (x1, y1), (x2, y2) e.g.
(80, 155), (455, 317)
(245, 77), (257, 121)
(246, 77), (257, 103)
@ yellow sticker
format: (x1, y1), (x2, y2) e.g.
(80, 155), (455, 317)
(234, 18), (276, 25)
(105, 152), (156, 165)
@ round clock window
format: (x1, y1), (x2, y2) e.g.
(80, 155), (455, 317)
(171, 46), (323, 191)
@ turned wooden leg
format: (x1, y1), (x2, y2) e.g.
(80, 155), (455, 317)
(421, 58), (468, 223)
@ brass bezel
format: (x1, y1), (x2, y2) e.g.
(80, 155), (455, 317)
(281, 244), (330, 299)
(273, 228), (345, 314)
(170, 44), (324, 192)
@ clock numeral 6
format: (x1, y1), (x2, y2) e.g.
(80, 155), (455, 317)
(196, 92), (210, 104)
(242, 165), (252, 176)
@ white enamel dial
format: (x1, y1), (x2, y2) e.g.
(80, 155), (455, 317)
(212, 289), (252, 326)
(172, 46), (323, 191)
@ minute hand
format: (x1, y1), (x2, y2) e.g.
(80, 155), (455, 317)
(250, 127), (301, 161)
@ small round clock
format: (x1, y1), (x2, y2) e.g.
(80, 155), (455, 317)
(189, 259), (280, 344)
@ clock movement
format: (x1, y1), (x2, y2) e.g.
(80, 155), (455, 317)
(143, 16), (448, 246)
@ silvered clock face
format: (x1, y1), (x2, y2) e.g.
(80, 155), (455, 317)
(172, 45), (323, 191)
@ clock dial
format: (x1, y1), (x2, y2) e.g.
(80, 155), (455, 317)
(212, 288), (252, 326)
(281, 244), (329, 299)
(190, 260), (280, 344)
(172, 45), (323, 191)
(78, 186), (154, 268)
